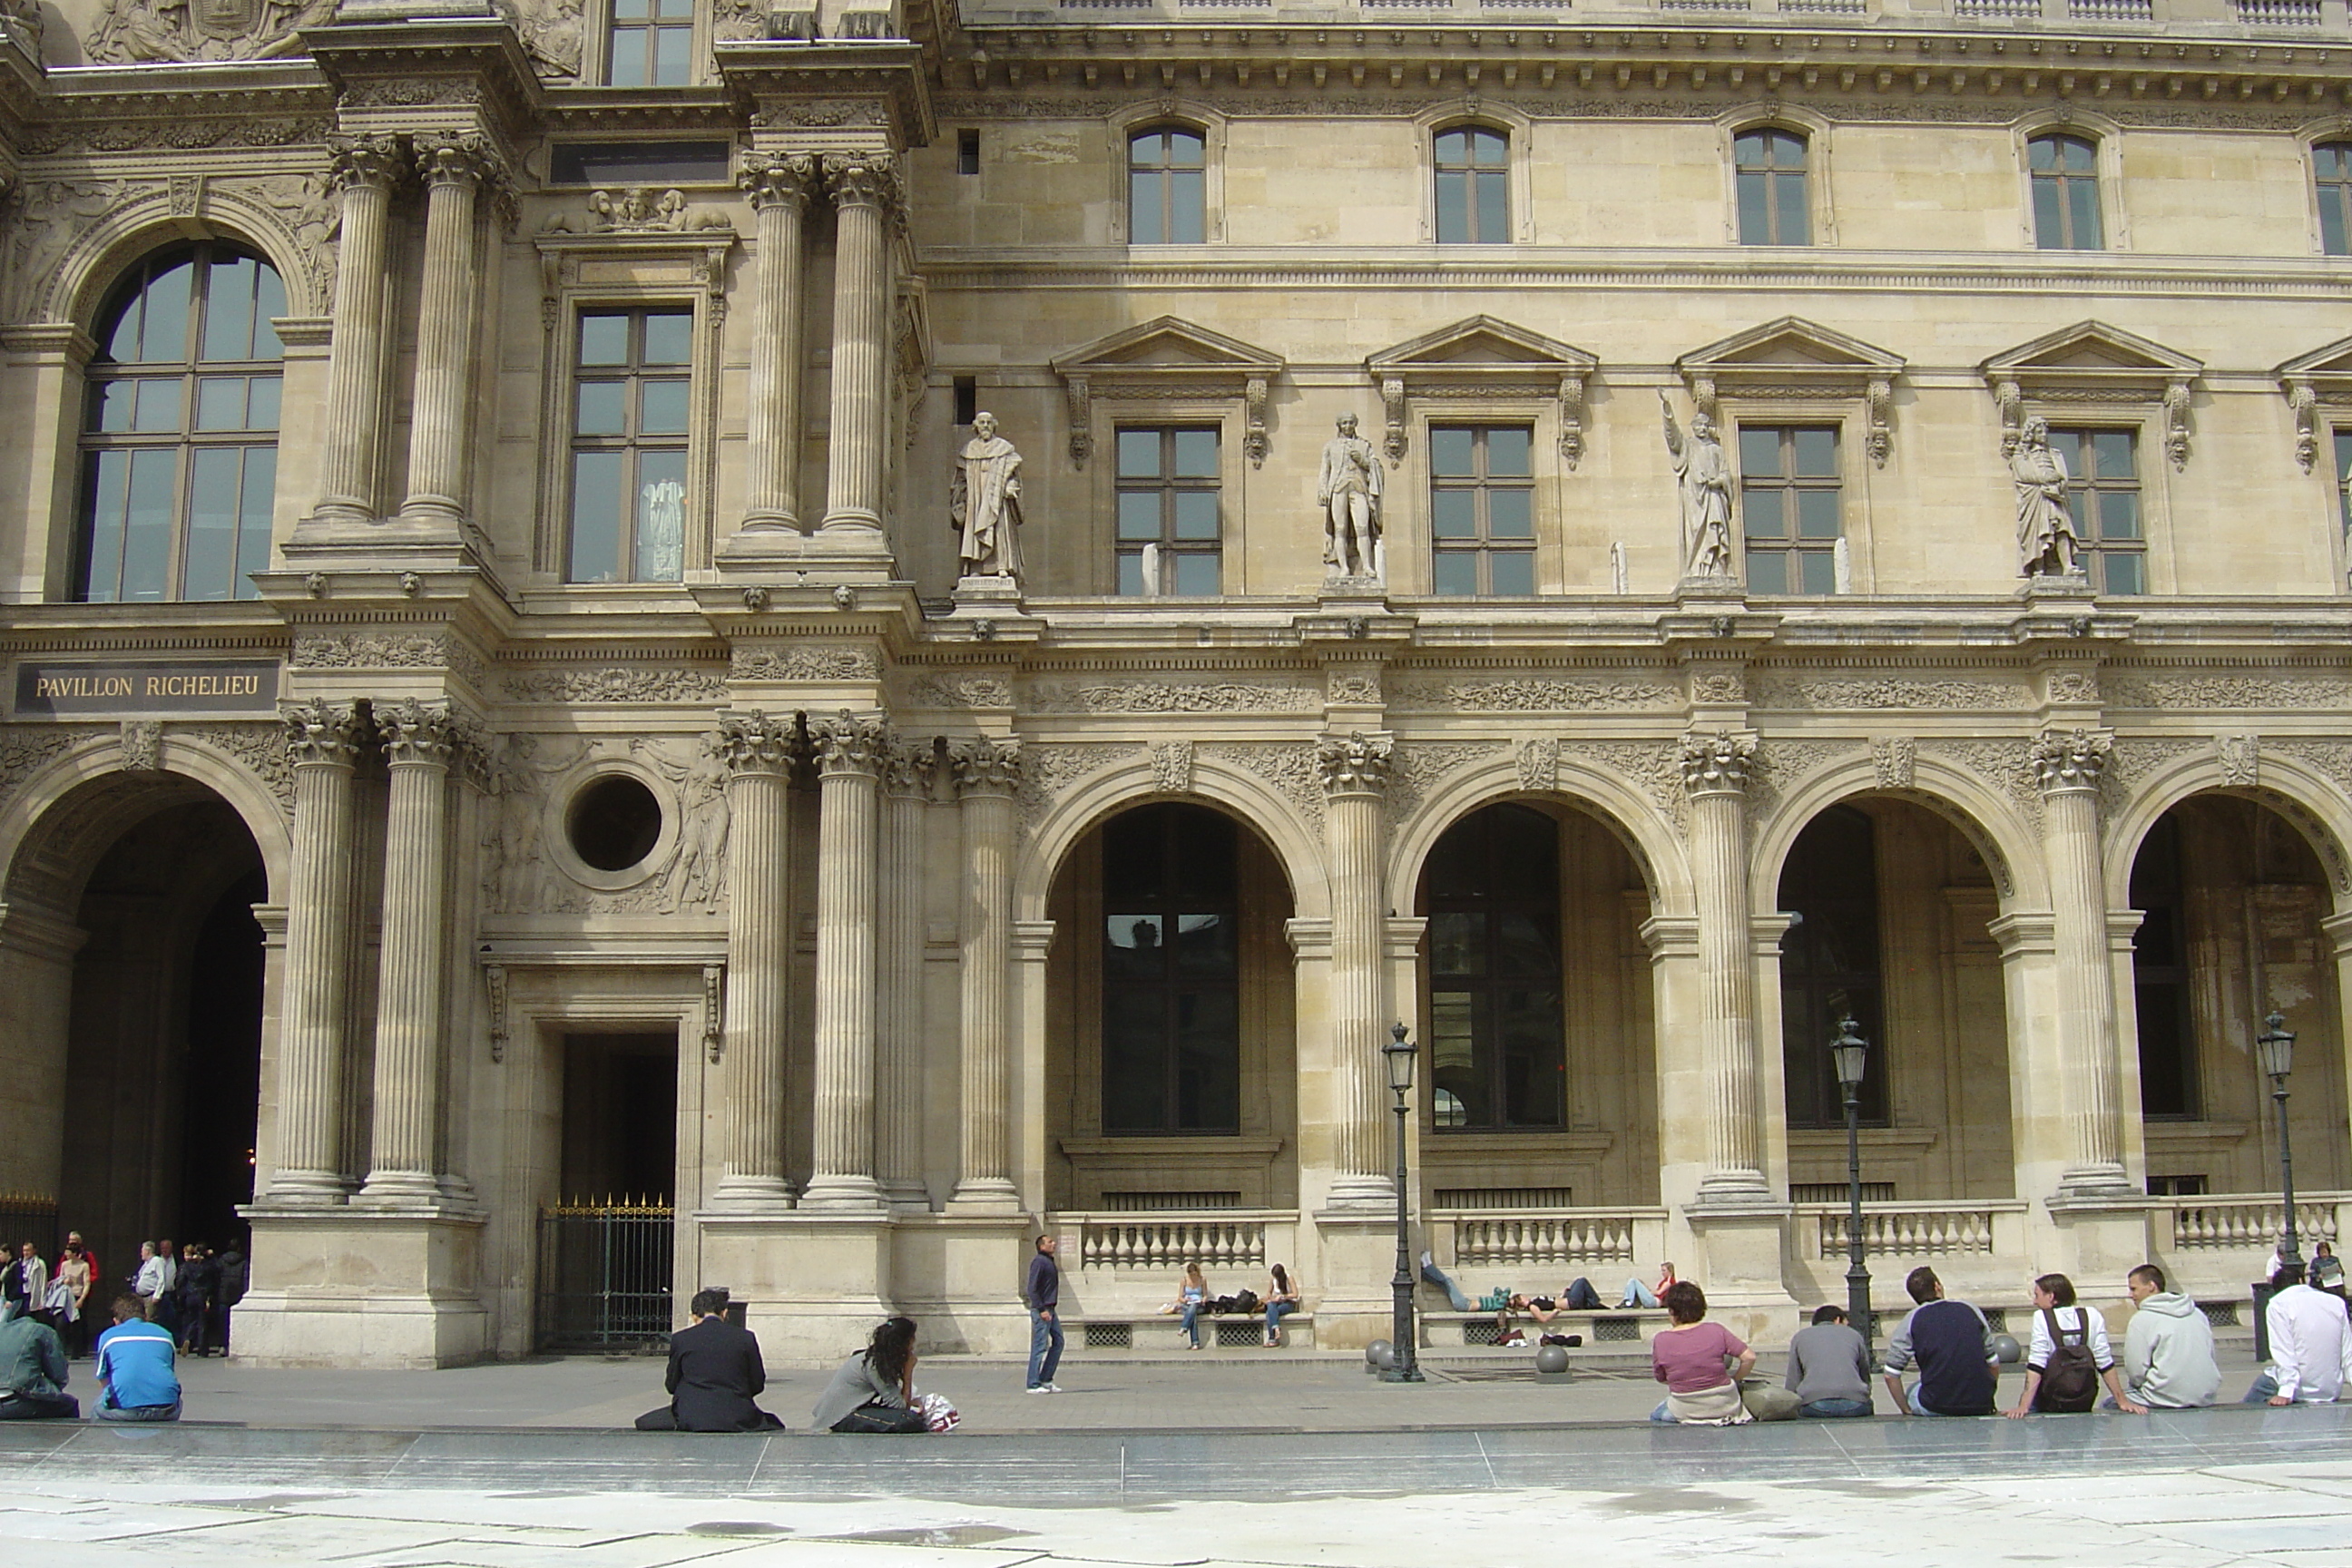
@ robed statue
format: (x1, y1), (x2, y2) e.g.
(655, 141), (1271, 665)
(2011, 416), (2082, 580)
(950, 411), (1024, 583)
(1660, 389), (1735, 582)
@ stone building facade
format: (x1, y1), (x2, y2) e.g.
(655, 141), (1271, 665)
(0, 0), (2346, 1366)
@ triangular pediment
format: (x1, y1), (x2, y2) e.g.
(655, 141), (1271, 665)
(1367, 316), (1598, 377)
(1053, 317), (1285, 379)
(2278, 335), (2352, 383)
(1983, 320), (2201, 381)
(1680, 317), (1905, 377)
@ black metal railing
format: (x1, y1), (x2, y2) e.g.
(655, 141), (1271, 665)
(536, 1199), (674, 1352)
(0, 1196), (60, 1259)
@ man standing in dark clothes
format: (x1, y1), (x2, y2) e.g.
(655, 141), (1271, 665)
(177, 1245), (220, 1356)
(1881, 1266), (2001, 1416)
(634, 1289), (784, 1432)
(1024, 1234), (1063, 1394)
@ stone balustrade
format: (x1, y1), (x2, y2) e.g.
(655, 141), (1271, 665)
(1796, 1200), (2029, 1260)
(2163, 1193), (2346, 1253)
(1065, 1211), (1289, 1271)
(1444, 1210), (1647, 1269)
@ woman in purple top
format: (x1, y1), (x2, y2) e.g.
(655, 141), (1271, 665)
(1648, 1280), (1757, 1425)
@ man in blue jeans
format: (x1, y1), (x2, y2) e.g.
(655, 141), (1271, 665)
(1880, 1266), (1999, 1416)
(94, 1296), (181, 1422)
(1024, 1234), (1063, 1394)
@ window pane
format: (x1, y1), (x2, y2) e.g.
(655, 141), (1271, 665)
(82, 451), (129, 602)
(133, 378), (183, 434)
(1116, 550), (1147, 595)
(2322, 144), (2352, 179)
(252, 266), (286, 358)
(247, 375), (281, 431)
(2324, 189), (2350, 259)
(1435, 129), (1466, 164)
(199, 257), (257, 363)
(1486, 488), (1532, 538)
(638, 377), (691, 436)
(608, 32), (647, 87)
(236, 446), (275, 599)
(184, 446), (241, 602)
(1172, 428), (1218, 476)
(1472, 129), (1507, 165)
(194, 376), (248, 431)
(1117, 429), (1162, 476)
(569, 449), (624, 583)
(1171, 552), (1220, 596)
(1129, 170), (1163, 244)
(2029, 135), (2059, 172)
(575, 380), (626, 436)
(1169, 170), (1205, 244)
(1488, 549), (1534, 595)
(652, 24), (691, 85)
(579, 314), (630, 365)
(1740, 427), (1783, 477)
(1435, 171), (1468, 245)
(1775, 172), (1809, 246)
(1736, 171), (1769, 244)
(1102, 988), (1168, 1133)
(2033, 178), (2065, 250)
(1793, 427), (1838, 477)
(2092, 430), (2135, 477)
(1797, 489), (1840, 539)
(131, 260), (192, 363)
(1733, 131), (1768, 169)
(1475, 171), (1508, 241)
(1485, 426), (1531, 476)
(122, 447), (176, 602)
(1171, 491), (1218, 540)
(2102, 551), (2143, 595)
(2069, 179), (2103, 250)
(1173, 911), (1236, 975)
(1431, 490), (1476, 538)
(2063, 136), (2097, 172)
(1744, 489), (1787, 540)
(92, 380), (135, 434)
(1117, 492), (1160, 540)
(1430, 910), (1482, 973)
(1430, 427), (1476, 476)
(613, 0), (649, 21)
(1167, 130), (1205, 167)
(634, 448), (686, 582)
(1173, 987), (1240, 1132)
(641, 311), (692, 365)
(1431, 552), (1478, 595)
(1747, 547), (1787, 593)
(1798, 548), (1837, 594)
(2096, 489), (2139, 542)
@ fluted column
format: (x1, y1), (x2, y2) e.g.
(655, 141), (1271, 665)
(818, 152), (898, 537)
(2034, 727), (2132, 1197)
(877, 740), (934, 1209)
(1681, 730), (1771, 1202)
(1319, 732), (1395, 1207)
(803, 710), (890, 1210)
(360, 700), (456, 1202)
(738, 154), (817, 534)
(399, 137), (503, 529)
(265, 700), (362, 1201)
(310, 136), (404, 524)
(948, 736), (1021, 1210)
(711, 712), (797, 1207)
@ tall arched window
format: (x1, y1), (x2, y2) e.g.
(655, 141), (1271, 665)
(1426, 802), (1563, 1130)
(76, 244), (284, 603)
(1778, 806), (1887, 1128)
(2028, 132), (2104, 250)
(1102, 803), (1240, 1133)
(2316, 141), (2352, 256)
(1733, 127), (1810, 246)
(1128, 127), (1206, 245)
(1434, 126), (1510, 245)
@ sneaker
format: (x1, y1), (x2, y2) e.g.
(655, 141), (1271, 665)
(1024, 1384), (1049, 1394)
(1419, 1250), (1435, 1271)
(1044, 1382), (1064, 1393)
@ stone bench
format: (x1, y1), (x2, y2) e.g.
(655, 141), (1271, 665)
(1421, 1308), (1673, 1347)
(1063, 1313), (1317, 1353)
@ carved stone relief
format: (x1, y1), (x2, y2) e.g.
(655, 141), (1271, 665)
(1025, 680), (1318, 715)
(477, 732), (586, 916)
(1148, 740), (1193, 794)
(1687, 669), (1747, 706)
(5, 181), (143, 318)
(1918, 739), (2043, 837)
(1387, 740), (1506, 828)
(83, 0), (329, 63)
(1754, 673), (2029, 711)
(117, 720), (162, 774)
(500, 0), (583, 77)
(1016, 741), (1144, 833)
(1387, 676), (1676, 713)
(628, 733), (730, 911)
(731, 646), (882, 682)
(1198, 741), (1324, 837)
(2093, 735), (2192, 818)
(1745, 740), (1865, 828)
(904, 675), (1014, 710)
(219, 172), (337, 303)
(0, 726), (107, 809)
(478, 732), (730, 916)
(1870, 736), (1916, 791)
(1517, 738), (1558, 793)
(1552, 739), (1688, 839)
(2218, 734), (2259, 789)
(1326, 673), (1381, 707)
(292, 632), (488, 690)
(185, 720), (294, 816)
(542, 188), (736, 235)
(503, 665), (730, 703)
(2104, 673), (2352, 711)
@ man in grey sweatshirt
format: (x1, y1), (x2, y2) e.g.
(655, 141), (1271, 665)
(2120, 1262), (2220, 1409)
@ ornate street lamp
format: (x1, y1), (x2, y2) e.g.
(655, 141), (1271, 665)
(2258, 1011), (2301, 1272)
(1380, 1022), (1425, 1384)
(1831, 1014), (1873, 1350)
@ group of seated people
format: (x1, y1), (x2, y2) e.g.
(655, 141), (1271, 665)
(632, 1289), (956, 1435)
(1163, 1263), (1306, 1348)
(0, 1293), (184, 1423)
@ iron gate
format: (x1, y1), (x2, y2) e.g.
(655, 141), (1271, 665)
(536, 1200), (673, 1351)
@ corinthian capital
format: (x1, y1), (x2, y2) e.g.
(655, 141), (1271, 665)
(415, 134), (506, 193)
(815, 710), (890, 778)
(282, 699), (362, 768)
(2030, 727), (2112, 795)
(882, 739), (937, 798)
(378, 699), (456, 768)
(1316, 731), (1393, 798)
(328, 134), (407, 196)
(821, 151), (903, 216)
(1677, 729), (1757, 797)
(716, 710), (797, 776)
(739, 152), (818, 211)
(951, 735), (1023, 796)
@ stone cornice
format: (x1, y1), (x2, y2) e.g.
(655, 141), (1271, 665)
(718, 41), (938, 149)
(301, 19), (544, 150)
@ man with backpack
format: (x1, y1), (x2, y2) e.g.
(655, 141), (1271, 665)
(2007, 1272), (2143, 1416)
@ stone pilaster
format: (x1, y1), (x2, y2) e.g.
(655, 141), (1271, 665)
(711, 712), (797, 1207)
(948, 735), (1021, 1210)
(308, 136), (404, 525)
(266, 700), (363, 1201)
(802, 710), (890, 1210)
(1318, 731), (1395, 1209)
(2033, 726), (2133, 1199)
(877, 740), (934, 1210)
(818, 152), (898, 539)
(358, 700), (457, 1203)
(398, 137), (504, 531)
(735, 154), (817, 537)
(1680, 729), (1771, 1203)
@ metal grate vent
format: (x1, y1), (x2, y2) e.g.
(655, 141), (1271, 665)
(1083, 1322), (1132, 1348)
(1790, 1182), (1896, 1204)
(2199, 1300), (2241, 1328)
(1216, 1319), (1263, 1348)
(1101, 1191), (1243, 1211)
(1464, 1319), (1503, 1345)
(1435, 1187), (1573, 1210)
(1593, 1317), (1642, 1342)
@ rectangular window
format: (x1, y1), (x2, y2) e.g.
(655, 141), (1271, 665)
(549, 140), (730, 186)
(1128, 129), (1206, 245)
(2029, 133), (2104, 250)
(1428, 425), (1535, 595)
(1434, 127), (1510, 244)
(607, 0), (693, 86)
(957, 129), (981, 176)
(2318, 143), (2352, 256)
(1733, 128), (1810, 246)
(2334, 428), (2352, 543)
(2052, 426), (2143, 595)
(1115, 426), (1220, 596)
(1740, 425), (1841, 594)
(953, 376), (977, 426)
(568, 308), (691, 584)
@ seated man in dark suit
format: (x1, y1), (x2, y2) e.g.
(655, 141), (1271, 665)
(634, 1289), (786, 1432)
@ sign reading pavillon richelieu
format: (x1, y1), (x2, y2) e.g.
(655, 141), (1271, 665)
(11, 660), (279, 718)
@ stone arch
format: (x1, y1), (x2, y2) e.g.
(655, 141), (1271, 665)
(1014, 750), (1328, 924)
(1750, 752), (2046, 912)
(43, 191), (330, 332)
(1386, 750), (1690, 917)
(2102, 746), (2352, 915)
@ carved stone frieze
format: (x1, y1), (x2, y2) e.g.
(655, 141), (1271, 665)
(184, 721), (294, 816)
(1327, 673), (1381, 707)
(84, 0), (329, 64)
(1754, 673), (2028, 711)
(1687, 669), (1747, 706)
(1518, 738), (1558, 793)
(5, 181), (146, 318)
(2044, 670), (2100, 705)
(904, 675), (1014, 710)
(1387, 740), (1506, 827)
(1026, 680), (1318, 715)
(0, 728), (104, 809)
(1918, 739), (2043, 835)
(503, 665), (730, 703)
(1148, 740), (1193, 794)
(2104, 672), (2352, 711)
(1388, 676), (1676, 713)
(2218, 733), (2259, 789)
(24, 116), (332, 156)
(1871, 736), (1916, 791)
(1553, 739), (1688, 838)
(543, 187), (735, 235)
(1015, 741), (1138, 831)
(1198, 741), (1323, 837)
(731, 646), (882, 682)
(2090, 735), (2195, 818)
(1746, 739), (1865, 826)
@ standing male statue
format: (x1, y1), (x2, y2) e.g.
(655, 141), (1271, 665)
(1318, 412), (1383, 583)
(2010, 416), (2082, 580)
(1660, 389), (1735, 582)
(950, 411), (1024, 582)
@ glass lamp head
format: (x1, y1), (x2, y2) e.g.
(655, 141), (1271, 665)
(1830, 1015), (1869, 1093)
(1383, 1022), (1417, 1094)
(2257, 1012), (2296, 1082)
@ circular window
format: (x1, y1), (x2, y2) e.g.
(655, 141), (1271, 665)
(566, 774), (664, 872)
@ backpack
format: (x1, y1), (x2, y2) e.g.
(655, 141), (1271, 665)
(2035, 1307), (2099, 1412)
(1230, 1289), (1261, 1315)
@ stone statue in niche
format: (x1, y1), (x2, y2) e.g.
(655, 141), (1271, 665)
(1318, 412), (1383, 583)
(1660, 390), (1735, 583)
(2011, 416), (2082, 580)
(951, 411), (1024, 583)
(630, 733), (730, 911)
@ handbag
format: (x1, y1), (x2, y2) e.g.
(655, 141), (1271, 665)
(916, 1391), (960, 1433)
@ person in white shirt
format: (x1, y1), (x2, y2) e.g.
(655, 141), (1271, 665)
(2246, 1261), (2352, 1405)
(2005, 1271), (2143, 1416)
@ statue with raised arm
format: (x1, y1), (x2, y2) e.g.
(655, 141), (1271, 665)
(1318, 412), (1383, 582)
(2011, 416), (2082, 580)
(950, 411), (1024, 582)
(1660, 389), (1735, 583)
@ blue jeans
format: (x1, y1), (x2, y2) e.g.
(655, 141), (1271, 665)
(1265, 1299), (1298, 1340)
(1904, 1381), (1988, 1416)
(1561, 1278), (1604, 1310)
(1026, 1309), (1063, 1388)
(1649, 1399), (1675, 1423)
(1800, 1397), (1875, 1418)
(93, 1401), (180, 1423)
(2244, 1371), (2282, 1404)
(1420, 1259), (1471, 1312)
(1622, 1279), (1659, 1308)
(1179, 1300), (1203, 1347)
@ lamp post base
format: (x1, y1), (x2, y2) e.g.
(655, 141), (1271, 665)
(1377, 1366), (1426, 1383)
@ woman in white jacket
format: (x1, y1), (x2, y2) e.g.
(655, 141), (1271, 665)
(2006, 1271), (2145, 1416)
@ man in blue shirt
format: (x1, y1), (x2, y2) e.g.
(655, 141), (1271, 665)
(94, 1297), (181, 1422)
(1024, 1234), (1063, 1394)
(1880, 1266), (2000, 1416)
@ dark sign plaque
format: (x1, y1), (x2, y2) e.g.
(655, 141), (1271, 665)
(13, 660), (279, 718)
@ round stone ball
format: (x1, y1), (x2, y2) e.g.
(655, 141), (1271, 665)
(1992, 1333), (2023, 1365)
(1534, 1344), (1571, 1376)
(1366, 1339), (1394, 1369)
